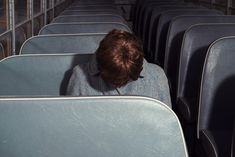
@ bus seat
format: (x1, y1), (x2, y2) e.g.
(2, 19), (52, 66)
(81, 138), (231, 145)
(0, 54), (91, 96)
(51, 15), (126, 24)
(66, 5), (117, 11)
(39, 22), (131, 35)
(198, 37), (235, 157)
(164, 15), (235, 105)
(72, 0), (115, 5)
(60, 10), (120, 16)
(132, 0), (179, 32)
(154, 9), (223, 66)
(20, 33), (106, 54)
(0, 96), (188, 157)
(147, 8), (221, 62)
(140, 4), (201, 47)
(177, 24), (235, 124)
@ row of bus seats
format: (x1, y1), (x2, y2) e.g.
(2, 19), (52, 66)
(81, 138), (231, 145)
(132, 0), (235, 156)
(0, 0), (188, 157)
(20, 1), (131, 54)
(2, 1), (133, 95)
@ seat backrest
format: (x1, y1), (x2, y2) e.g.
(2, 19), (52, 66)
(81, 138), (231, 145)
(178, 24), (235, 122)
(0, 54), (91, 96)
(0, 96), (188, 157)
(67, 4), (115, 8)
(198, 37), (235, 156)
(66, 5), (117, 11)
(20, 33), (106, 54)
(133, 1), (176, 33)
(198, 36), (235, 133)
(133, 0), (179, 31)
(52, 15), (125, 23)
(140, 3), (197, 52)
(155, 9), (223, 66)
(60, 10), (120, 16)
(164, 15), (235, 103)
(136, 2), (182, 36)
(63, 8), (119, 12)
(140, 3), (200, 39)
(39, 22), (131, 35)
(147, 7), (221, 62)
(72, 0), (115, 5)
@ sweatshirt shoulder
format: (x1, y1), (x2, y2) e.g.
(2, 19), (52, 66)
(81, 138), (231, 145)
(144, 61), (166, 77)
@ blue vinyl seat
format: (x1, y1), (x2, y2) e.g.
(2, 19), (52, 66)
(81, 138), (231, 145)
(177, 24), (235, 123)
(136, 2), (185, 36)
(60, 10), (120, 16)
(132, 0), (179, 32)
(72, 0), (115, 5)
(198, 37), (235, 157)
(147, 8), (221, 62)
(155, 9), (223, 66)
(39, 22), (131, 35)
(0, 54), (91, 96)
(66, 5), (117, 11)
(0, 96), (188, 157)
(164, 15), (235, 105)
(52, 15), (126, 23)
(139, 3), (198, 53)
(20, 33), (106, 54)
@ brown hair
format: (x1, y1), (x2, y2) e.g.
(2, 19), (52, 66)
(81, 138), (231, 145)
(96, 29), (144, 87)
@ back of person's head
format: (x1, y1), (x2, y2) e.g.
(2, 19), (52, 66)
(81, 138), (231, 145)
(96, 29), (144, 87)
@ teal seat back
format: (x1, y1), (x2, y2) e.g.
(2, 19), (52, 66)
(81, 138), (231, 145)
(20, 34), (106, 54)
(198, 37), (235, 157)
(39, 22), (131, 35)
(0, 54), (91, 96)
(60, 10), (120, 16)
(52, 15), (125, 24)
(0, 96), (188, 157)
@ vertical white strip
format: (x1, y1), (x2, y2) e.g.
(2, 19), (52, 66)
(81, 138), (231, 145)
(52, 0), (55, 18)
(43, 0), (47, 25)
(227, 0), (232, 14)
(29, 0), (33, 35)
(9, 0), (15, 55)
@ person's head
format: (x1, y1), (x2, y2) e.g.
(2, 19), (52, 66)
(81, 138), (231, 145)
(96, 29), (144, 87)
